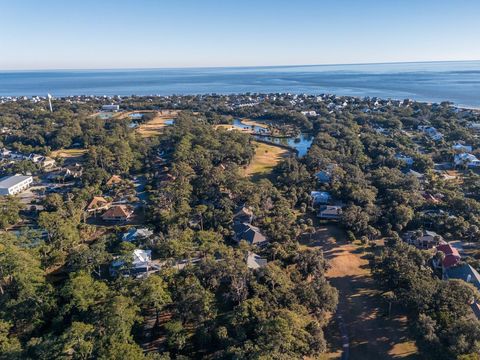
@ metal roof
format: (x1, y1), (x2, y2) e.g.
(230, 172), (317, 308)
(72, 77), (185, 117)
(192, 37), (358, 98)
(0, 175), (32, 189)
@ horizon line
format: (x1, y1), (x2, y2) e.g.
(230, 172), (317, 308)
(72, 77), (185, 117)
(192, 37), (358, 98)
(1, 59), (479, 72)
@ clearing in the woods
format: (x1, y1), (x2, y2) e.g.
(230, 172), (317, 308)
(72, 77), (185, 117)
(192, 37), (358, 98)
(300, 225), (419, 360)
(242, 141), (289, 180)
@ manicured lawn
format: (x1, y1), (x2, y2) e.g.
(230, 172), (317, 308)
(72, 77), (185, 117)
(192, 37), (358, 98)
(243, 141), (289, 180)
(136, 111), (178, 137)
(50, 148), (87, 158)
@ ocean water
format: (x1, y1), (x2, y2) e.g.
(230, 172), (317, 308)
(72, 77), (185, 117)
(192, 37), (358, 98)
(1, 61), (480, 108)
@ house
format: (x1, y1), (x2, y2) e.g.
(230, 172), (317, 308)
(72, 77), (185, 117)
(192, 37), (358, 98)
(317, 205), (342, 220)
(445, 263), (480, 290)
(101, 104), (120, 112)
(122, 227), (154, 242)
(0, 148), (12, 158)
(311, 191), (332, 205)
(0, 175), (33, 195)
(403, 230), (444, 249)
(419, 126), (443, 141)
(467, 122), (480, 133)
(315, 170), (331, 184)
(233, 206), (254, 224)
(301, 110), (317, 117)
(233, 222), (268, 246)
(101, 205), (134, 221)
(246, 252), (267, 270)
(395, 154), (414, 166)
(436, 243), (461, 269)
(454, 153), (480, 168)
(86, 196), (111, 212)
(444, 263), (480, 319)
(106, 175), (123, 186)
(407, 169), (425, 180)
(41, 156), (56, 169)
(452, 143), (473, 152)
(110, 249), (159, 278)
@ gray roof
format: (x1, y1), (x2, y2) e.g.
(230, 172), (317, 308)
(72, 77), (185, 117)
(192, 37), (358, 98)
(0, 175), (31, 189)
(446, 264), (480, 291)
(234, 222), (267, 245)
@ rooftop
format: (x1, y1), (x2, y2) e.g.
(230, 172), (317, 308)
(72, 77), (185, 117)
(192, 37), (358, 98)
(0, 175), (32, 189)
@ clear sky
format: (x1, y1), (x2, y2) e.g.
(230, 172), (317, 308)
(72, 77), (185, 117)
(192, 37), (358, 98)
(1, 0), (479, 70)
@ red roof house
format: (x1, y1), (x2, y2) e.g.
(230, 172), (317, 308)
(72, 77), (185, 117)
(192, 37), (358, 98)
(437, 243), (461, 269)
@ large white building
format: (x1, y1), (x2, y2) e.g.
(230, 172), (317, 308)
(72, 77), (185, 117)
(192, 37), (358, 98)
(101, 104), (120, 112)
(0, 175), (33, 195)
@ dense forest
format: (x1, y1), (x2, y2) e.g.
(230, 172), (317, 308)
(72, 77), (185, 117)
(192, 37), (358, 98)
(1, 93), (480, 359)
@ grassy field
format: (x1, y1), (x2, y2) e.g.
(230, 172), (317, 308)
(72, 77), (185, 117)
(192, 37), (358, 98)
(242, 141), (289, 180)
(300, 225), (419, 360)
(50, 148), (87, 158)
(136, 111), (178, 137)
(241, 118), (269, 129)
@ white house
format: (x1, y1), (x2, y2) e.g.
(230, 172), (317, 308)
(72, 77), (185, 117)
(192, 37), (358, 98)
(110, 249), (159, 278)
(452, 143), (473, 152)
(311, 191), (332, 205)
(395, 154), (414, 166)
(418, 126), (443, 141)
(317, 205), (342, 220)
(0, 175), (33, 195)
(454, 153), (480, 168)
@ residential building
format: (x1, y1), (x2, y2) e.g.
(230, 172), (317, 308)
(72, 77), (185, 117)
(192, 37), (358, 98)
(0, 175), (33, 195)
(403, 230), (444, 249)
(106, 175), (123, 186)
(454, 153), (480, 168)
(395, 154), (414, 166)
(311, 191), (332, 205)
(246, 252), (268, 270)
(101, 104), (120, 112)
(436, 243), (461, 269)
(233, 206), (254, 224)
(452, 143), (473, 152)
(110, 249), (160, 278)
(233, 222), (268, 246)
(317, 205), (342, 220)
(419, 126), (443, 141)
(444, 263), (480, 319)
(86, 196), (111, 212)
(101, 205), (134, 221)
(122, 227), (154, 242)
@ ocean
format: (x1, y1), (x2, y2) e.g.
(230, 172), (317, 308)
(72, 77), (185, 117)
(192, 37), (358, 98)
(1, 61), (480, 108)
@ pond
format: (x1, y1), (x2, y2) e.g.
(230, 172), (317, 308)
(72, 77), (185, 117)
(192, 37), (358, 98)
(129, 113), (144, 120)
(231, 119), (313, 157)
(254, 134), (313, 157)
(97, 112), (113, 120)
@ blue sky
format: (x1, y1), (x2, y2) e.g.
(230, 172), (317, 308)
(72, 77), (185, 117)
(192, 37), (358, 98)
(1, 0), (479, 70)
